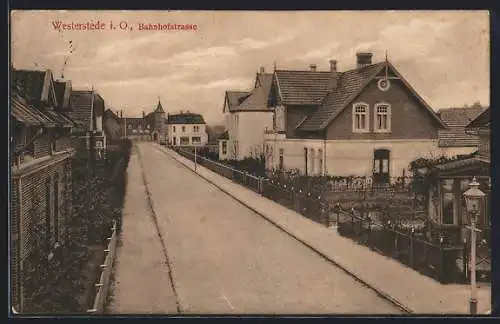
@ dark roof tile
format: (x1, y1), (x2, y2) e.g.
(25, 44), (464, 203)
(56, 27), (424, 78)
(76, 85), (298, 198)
(299, 63), (385, 130)
(226, 91), (251, 112)
(466, 107), (490, 130)
(168, 113), (206, 124)
(275, 70), (332, 105)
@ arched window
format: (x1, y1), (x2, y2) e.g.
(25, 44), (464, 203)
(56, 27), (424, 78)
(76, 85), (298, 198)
(352, 102), (369, 132)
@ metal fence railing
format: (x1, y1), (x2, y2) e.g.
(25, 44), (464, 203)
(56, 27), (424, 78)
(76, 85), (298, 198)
(335, 207), (468, 284)
(87, 221), (118, 314)
(170, 146), (488, 285)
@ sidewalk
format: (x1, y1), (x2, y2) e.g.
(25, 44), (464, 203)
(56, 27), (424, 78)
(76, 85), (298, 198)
(106, 147), (178, 314)
(159, 145), (491, 315)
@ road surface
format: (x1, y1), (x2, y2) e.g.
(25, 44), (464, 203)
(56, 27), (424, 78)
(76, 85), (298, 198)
(109, 142), (403, 314)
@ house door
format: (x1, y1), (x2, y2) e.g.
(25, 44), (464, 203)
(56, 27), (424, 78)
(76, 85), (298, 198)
(153, 133), (158, 141)
(373, 149), (390, 184)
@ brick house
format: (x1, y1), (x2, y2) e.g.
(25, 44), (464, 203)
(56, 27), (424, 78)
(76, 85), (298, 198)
(120, 99), (167, 142)
(264, 52), (448, 182)
(222, 67), (274, 160)
(437, 107), (485, 157)
(10, 68), (75, 312)
(69, 90), (107, 160)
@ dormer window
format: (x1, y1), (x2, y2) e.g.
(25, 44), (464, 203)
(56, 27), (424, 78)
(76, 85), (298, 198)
(352, 102), (369, 133)
(375, 103), (391, 132)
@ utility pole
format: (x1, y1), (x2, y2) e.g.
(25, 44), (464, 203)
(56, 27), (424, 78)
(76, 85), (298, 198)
(194, 145), (197, 172)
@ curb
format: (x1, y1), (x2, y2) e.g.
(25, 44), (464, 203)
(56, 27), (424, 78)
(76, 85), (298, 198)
(158, 146), (414, 314)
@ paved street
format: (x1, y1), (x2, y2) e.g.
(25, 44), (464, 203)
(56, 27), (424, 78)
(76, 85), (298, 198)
(108, 142), (402, 314)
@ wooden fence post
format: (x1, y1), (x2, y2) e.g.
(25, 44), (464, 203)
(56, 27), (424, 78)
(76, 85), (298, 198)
(463, 239), (469, 284)
(409, 228), (414, 267)
(438, 237), (445, 284)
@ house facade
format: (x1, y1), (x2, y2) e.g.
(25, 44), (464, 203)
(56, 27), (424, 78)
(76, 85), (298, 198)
(421, 107), (490, 249)
(167, 111), (208, 146)
(10, 68), (75, 312)
(222, 67), (274, 160)
(103, 109), (122, 142)
(437, 107), (485, 157)
(120, 100), (167, 143)
(264, 53), (447, 182)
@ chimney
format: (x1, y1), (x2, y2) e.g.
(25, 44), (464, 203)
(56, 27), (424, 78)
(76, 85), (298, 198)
(259, 66), (265, 74)
(356, 52), (373, 69)
(329, 60), (338, 72)
(142, 110), (145, 118)
(309, 64), (317, 72)
(180, 110), (184, 114)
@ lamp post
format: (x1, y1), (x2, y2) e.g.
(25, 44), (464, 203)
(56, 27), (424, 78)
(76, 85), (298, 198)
(463, 176), (486, 315)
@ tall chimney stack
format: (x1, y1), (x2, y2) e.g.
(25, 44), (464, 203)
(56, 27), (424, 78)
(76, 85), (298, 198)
(309, 64), (317, 72)
(329, 60), (338, 72)
(356, 52), (373, 69)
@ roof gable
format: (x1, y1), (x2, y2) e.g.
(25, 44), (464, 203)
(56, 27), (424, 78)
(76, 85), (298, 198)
(12, 69), (58, 107)
(299, 62), (447, 131)
(466, 107), (490, 130)
(225, 91), (251, 112)
(154, 100), (165, 113)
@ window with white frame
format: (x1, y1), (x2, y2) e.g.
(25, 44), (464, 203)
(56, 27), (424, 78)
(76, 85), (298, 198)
(352, 103), (369, 132)
(375, 103), (391, 132)
(193, 125), (199, 132)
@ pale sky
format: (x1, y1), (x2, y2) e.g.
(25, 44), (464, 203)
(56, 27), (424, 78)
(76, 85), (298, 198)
(11, 10), (489, 125)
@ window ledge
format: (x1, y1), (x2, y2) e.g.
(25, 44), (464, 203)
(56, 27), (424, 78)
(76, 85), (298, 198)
(374, 129), (392, 133)
(353, 129), (370, 133)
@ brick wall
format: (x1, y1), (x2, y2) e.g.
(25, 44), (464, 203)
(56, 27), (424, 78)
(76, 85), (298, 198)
(12, 155), (72, 312)
(10, 178), (20, 311)
(33, 133), (51, 159)
(326, 79), (441, 140)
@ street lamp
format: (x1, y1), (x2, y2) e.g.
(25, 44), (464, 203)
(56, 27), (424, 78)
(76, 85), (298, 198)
(463, 176), (486, 315)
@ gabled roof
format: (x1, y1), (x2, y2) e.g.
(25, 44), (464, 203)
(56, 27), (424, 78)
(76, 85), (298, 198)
(236, 73), (274, 112)
(225, 91), (251, 112)
(104, 109), (120, 121)
(274, 70), (332, 105)
(11, 94), (73, 128)
(437, 107), (484, 147)
(167, 112), (206, 124)
(69, 91), (93, 130)
(69, 90), (105, 129)
(466, 107), (490, 130)
(154, 100), (165, 113)
(299, 64), (384, 130)
(11, 95), (55, 127)
(12, 69), (58, 107)
(298, 61), (447, 131)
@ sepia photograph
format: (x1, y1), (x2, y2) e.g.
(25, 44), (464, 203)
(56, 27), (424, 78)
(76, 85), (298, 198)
(9, 10), (491, 316)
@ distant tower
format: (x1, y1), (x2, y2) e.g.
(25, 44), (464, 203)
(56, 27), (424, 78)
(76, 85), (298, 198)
(153, 97), (166, 142)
